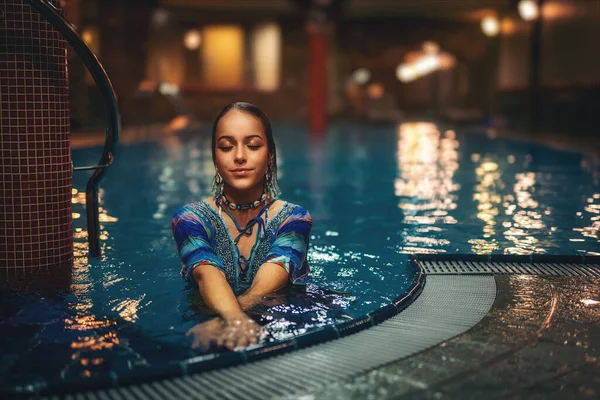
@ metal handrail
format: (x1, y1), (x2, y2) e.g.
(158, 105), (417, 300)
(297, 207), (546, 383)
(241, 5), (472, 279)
(29, 0), (120, 257)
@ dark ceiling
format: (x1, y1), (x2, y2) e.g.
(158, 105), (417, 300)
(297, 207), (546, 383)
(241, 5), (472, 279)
(162, 0), (513, 20)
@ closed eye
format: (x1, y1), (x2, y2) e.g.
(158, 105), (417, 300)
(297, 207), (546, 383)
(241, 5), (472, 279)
(248, 145), (261, 150)
(218, 146), (233, 152)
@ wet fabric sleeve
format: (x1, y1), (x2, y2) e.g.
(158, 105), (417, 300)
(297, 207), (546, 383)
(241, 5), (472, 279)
(263, 206), (312, 285)
(171, 205), (225, 284)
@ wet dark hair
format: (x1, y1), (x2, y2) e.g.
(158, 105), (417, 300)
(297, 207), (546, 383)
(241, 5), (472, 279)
(211, 102), (277, 167)
(211, 102), (279, 197)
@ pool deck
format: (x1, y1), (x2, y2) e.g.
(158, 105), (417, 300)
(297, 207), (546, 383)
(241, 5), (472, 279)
(285, 274), (600, 400)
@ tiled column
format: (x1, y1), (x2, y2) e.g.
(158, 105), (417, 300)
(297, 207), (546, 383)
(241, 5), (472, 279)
(0, 0), (73, 290)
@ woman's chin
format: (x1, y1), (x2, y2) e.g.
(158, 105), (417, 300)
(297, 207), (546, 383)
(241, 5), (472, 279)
(226, 180), (262, 193)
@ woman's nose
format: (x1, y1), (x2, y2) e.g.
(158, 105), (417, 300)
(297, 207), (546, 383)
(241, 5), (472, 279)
(234, 146), (246, 163)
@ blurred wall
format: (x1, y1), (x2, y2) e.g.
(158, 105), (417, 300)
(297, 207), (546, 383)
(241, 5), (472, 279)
(335, 17), (493, 119)
(67, 0), (599, 133)
(173, 16), (311, 121)
(70, 1), (489, 126)
(497, 0), (600, 133)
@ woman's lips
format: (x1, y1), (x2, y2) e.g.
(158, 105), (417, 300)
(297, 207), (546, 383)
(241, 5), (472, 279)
(230, 169), (253, 177)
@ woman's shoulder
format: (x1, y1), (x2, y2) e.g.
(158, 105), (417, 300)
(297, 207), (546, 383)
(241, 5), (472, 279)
(277, 200), (312, 223)
(172, 198), (215, 220)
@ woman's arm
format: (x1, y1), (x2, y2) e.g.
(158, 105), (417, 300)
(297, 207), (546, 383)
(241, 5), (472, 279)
(193, 264), (244, 317)
(237, 262), (289, 310)
(188, 264), (262, 350)
(237, 206), (313, 309)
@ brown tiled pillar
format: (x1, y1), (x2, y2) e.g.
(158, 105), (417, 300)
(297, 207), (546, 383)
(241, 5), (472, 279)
(0, 0), (73, 290)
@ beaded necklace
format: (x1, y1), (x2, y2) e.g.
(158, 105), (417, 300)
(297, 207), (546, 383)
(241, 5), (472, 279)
(218, 193), (268, 211)
(215, 194), (276, 281)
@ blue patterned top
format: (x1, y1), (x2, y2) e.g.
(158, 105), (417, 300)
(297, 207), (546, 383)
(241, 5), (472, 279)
(172, 200), (312, 294)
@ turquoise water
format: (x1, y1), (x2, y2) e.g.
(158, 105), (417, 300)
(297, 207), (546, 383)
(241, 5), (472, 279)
(1, 121), (599, 392)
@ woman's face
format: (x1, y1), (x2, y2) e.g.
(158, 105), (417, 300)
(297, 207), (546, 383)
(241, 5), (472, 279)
(214, 109), (270, 194)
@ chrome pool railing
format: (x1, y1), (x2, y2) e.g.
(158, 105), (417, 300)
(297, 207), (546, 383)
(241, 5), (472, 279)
(29, 0), (121, 257)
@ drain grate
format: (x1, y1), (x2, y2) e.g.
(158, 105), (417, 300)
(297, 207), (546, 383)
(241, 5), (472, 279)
(419, 260), (600, 277)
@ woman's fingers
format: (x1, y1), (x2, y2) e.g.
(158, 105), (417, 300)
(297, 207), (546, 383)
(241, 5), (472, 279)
(238, 335), (249, 349)
(190, 315), (263, 350)
(225, 338), (237, 350)
(191, 337), (201, 349)
(248, 334), (258, 345)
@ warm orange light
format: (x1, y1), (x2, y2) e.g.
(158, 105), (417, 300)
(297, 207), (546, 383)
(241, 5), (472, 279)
(422, 41), (440, 54)
(542, 2), (576, 20)
(438, 53), (456, 69)
(138, 80), (158, 93)
(501, 18), (517, 35)
(80, 26), (100, 55)
(165, 115), (191, 134)
(367, 83), (384, 99)
(202, 25), (244, 88)
(81, 30), (93, 45)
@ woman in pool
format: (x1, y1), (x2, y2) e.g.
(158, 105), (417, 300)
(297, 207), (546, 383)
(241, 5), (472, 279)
(172, 102), (312, 350)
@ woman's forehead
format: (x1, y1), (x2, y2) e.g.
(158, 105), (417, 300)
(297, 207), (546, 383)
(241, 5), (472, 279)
(216, 110), (265, 139)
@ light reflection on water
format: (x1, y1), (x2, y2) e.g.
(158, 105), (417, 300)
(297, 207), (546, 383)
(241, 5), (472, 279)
(394, 122), (459, 254)
(470, 157), (502, 253)
(503, 171), (547, 254)
(576, 188), (600, 253)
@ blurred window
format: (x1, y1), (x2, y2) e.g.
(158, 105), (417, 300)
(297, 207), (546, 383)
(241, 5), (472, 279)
(146, 21), (281, 92)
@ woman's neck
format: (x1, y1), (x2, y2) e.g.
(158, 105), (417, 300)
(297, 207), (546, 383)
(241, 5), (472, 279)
(221, 184), (264, 206)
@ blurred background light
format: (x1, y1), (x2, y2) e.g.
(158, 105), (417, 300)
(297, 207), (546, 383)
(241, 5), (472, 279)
(396, 64), (417, 83)
(352, 68), (371, 85)
(158, 82), (179, 96)
(422, 41), (440, 54)
(481, 15), (500, 37)
(500, 17), (517, 36)
(152, 8), (169, 27)
(251, 22), (281, 91)
(519, 0), (540, 21)
(183, 29), (202, 50)
(367, 82), (384, 99)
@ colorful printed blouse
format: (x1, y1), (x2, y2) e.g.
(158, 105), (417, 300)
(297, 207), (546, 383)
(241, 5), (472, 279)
(172, 200), (312, 294)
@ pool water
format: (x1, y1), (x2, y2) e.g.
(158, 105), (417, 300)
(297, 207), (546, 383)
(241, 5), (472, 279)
(1, 121), (599, 393)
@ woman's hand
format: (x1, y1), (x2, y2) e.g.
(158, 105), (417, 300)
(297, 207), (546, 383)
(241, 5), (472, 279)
(186, 312), (263, 351)
(216, 313), (263, 350)
(186, 317), (224, 350)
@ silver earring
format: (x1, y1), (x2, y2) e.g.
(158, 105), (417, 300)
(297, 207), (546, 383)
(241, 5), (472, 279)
(264, 159), (280, 198)
(212, 170), (224, 196)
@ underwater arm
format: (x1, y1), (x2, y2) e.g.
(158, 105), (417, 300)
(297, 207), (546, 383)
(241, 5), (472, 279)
(237, 207), (313, 309)
(237, 262), (289, 310)
(187, 265), (262, 350)
(192, 265), (245, 318)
